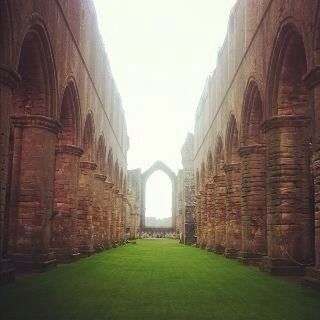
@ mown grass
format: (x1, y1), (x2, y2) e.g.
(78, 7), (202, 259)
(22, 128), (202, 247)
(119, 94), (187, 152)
(1, 239), (319, 320)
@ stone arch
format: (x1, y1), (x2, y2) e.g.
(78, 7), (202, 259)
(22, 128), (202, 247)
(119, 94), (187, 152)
(13, 18), (57, 118)
(206, 150), (213, 180)
(200, 162), (206, 190)
(96, 135), (106, 175)
(213, 136), (226, 253)
(264, 21), (314, 269)
(6, 22), (60, 264)
(58, 78), (81, 146)
(51, 81), (83, 261)
(225, 114), (241, 257)
(82, 112), (95, 162)
(196, 169), (200, 193)
(313, 0), (320, 50)
(239, 79), (267, 263)
(140, 161), (177, 231)
(225, 114), (240, 164)
(0, 0), (13, 65)
(107, 148), (113, 182)
(119, 168), (124, 193)
(266, 21), (309, 118)
(241, 79), (264, 146)
(114, 160), (119, 190)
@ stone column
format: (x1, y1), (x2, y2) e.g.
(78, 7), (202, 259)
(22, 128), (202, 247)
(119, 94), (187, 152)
(196, 193), (201, 246)
(77, 161), (97, 256)
(262, 115), (313, 274)
(200, 190), (207, 248)
(224, 163), (241, 258)
(104, 181), (114, 249)
(112, 188), (120, 245)
(213, 174), (226, 254)
(205, 182), (215, 250)
(0, 65), (20, 283)
(305, 66), (320, 273)
(120, 195), (127, 242)
(8, 115), (60, 271)
(51, 145), (83, 262)
(93, 173), (107, 251)
(239, 145), (267, 264)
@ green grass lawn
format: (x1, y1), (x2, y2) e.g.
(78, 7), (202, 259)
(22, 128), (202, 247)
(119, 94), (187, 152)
(1, 239), (320, 320)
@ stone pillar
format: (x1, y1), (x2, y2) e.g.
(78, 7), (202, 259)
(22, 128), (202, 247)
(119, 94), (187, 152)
(239, 145), (267, 264)
(213, 174), (226, 254)
(305, 66), (320, 273)
(0, 65), (20, 283)
(196, 193), (201, 246)
(112, 188), (120, 245)
(200, 190), (207, 248)
(93, 173), (107, 251)
(104, 181), (114, 248)
(77, 161), (97, 256)
(262, 115), (313, 274)
(205, 182), (215, 250)
(8, 115), (59, 271)
(120, 195), (127, 242)
(224, 163), (241, 258)
(51, 145), (83, 262)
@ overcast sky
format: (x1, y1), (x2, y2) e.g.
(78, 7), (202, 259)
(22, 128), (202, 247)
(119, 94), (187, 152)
(93, 0), (236, 219)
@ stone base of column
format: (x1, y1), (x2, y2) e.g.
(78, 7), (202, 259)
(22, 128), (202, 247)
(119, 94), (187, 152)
(238, 251), (262, 265)
(302, 268), (320, 290)
(213, 245), (225, 254)
(224, 248), (239, 259)
(11, 252), (57, 272)
(0, 259), (15, 285)
(260, 257), (305, 276)
(79, 246), (95, 257)
(51, 248), (80, 263)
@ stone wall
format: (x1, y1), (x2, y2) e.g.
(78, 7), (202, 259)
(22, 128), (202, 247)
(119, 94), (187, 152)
(0, 0), (129, 280)
(192, 0), (320, 276)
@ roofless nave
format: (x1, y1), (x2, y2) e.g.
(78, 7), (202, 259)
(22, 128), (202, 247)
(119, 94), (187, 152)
(0, 0), (320, 290)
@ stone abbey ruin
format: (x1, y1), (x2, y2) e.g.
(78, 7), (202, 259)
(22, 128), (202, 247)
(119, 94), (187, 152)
(0, 0), (320, 289)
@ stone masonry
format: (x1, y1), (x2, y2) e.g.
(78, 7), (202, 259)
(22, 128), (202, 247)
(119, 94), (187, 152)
(0, 0), (129, 283)
(191, 0), (320, 283)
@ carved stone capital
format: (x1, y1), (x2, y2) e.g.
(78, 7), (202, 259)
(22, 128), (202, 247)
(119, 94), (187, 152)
(105, 181), (114, 189)
(303, 66), (320, 89)
(261, 115), (311, 133)
(11, 115), (61, 134)
(55, 144), (83, 157)
(238, 144), (265, 157)
(80, 161), (97, 171)
(0, 64), (20, 88)
(94, 173), (107, 181)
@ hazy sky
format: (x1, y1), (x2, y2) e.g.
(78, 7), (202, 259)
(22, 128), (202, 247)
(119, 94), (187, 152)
(93, 0), (236, 219)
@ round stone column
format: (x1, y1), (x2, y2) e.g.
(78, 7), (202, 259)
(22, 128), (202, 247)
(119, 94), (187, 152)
(112, 188), (120, 245)
(0, 65), (20, 282)
(93, 173), (107, 251)
(104, 181), (114, 248)
(224, 163), (241, 258)
(205, 182), (215, 250)
(51, 145), (83, 262)
(262, 115), (313, 274)
(213, 174), (227, 254)
(8, 115), (60, 270)
(200, 190), (207, 248)
(305, 66), (320, 273)
(77, 161), (97, 256)
(238, 145), (267, 264)
(195, 193), (202, 246)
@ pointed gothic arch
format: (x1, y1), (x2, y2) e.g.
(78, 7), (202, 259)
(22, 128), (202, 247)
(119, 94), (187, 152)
(141, 161), (177, 231)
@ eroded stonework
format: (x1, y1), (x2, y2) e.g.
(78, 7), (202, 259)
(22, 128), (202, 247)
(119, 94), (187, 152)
(0, 0), (129, 282)
(191, 0), (320, 283)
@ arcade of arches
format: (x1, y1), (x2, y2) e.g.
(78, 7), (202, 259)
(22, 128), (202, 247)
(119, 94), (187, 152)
(0, 0), (320, 287)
